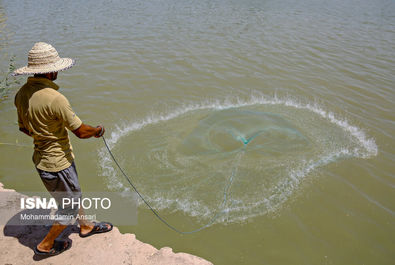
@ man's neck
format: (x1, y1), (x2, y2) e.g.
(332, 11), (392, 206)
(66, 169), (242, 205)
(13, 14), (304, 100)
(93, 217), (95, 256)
(34, 74), (51, 80)
(34, 72), (57, 81)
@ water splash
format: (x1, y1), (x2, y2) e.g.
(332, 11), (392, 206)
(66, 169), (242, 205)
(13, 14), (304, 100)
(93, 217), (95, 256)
(98, 94), (378, 224)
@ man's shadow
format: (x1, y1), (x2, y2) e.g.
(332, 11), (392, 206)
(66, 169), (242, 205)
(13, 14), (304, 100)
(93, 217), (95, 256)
(3, 208), (80, 261)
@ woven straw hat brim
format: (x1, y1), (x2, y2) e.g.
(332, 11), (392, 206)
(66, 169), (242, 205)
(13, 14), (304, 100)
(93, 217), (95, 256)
(12, 58), (75, 76)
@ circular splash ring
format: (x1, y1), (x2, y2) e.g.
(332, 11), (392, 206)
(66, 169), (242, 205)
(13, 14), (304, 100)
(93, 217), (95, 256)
(99, 95), (377, 225)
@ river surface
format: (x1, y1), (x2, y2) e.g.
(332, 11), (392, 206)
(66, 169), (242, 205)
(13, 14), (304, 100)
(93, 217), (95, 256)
(0, 0), (394, 264)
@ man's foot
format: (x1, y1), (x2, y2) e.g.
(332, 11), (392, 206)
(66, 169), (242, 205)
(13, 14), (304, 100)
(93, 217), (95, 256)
(79, 221), (113, 238)
(79, 223), (95, 235)
(34, 239), (72, 256)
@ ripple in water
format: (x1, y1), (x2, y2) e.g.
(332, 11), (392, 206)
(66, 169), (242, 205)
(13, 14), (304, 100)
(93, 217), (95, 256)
(179, 109), (310, 155)
(99, 95), (377, 224)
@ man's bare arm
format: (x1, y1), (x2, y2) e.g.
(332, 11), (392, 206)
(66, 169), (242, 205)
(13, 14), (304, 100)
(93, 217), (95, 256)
(72, 123), (105, 139)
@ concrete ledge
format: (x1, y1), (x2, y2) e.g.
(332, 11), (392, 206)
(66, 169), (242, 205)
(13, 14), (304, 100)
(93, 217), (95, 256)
(0, 182), (213, 265)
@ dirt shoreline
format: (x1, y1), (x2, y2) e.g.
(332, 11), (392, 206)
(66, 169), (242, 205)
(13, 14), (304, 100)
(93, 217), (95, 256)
(0, 182), (213, 265)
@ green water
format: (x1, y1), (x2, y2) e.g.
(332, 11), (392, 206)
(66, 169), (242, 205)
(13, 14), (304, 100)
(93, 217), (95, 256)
(0, 0), (394, 264)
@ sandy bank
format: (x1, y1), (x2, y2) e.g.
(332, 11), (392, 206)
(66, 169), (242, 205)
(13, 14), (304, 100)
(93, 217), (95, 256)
(0, 182), (213, 265)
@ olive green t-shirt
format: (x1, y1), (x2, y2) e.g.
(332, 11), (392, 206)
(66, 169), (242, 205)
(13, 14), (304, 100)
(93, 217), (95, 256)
(14, 77), (82, 172)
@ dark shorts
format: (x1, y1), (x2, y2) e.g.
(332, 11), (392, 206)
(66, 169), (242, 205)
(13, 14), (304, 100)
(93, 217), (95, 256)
(36, 162), (82, 225)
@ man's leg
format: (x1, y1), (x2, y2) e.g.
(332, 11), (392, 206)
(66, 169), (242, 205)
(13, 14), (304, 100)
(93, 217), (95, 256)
(36, 162), (81, 252)
(77, 207), (95, 234)
(56, 163), (110, 235)
(36, 222), (68, 252)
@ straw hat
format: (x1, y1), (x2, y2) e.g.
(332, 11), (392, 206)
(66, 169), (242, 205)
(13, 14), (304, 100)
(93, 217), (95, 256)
(12, 42), (75, 76)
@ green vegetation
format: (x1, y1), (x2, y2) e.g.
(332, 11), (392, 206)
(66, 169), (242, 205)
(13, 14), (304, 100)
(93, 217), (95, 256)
(0, 56), (21, 101)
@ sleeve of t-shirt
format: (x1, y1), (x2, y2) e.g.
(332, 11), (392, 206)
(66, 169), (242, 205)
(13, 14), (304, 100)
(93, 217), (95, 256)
(52, 94), (83, 131)
(16, 110), (24, 129)
(14, 93), (25, 129)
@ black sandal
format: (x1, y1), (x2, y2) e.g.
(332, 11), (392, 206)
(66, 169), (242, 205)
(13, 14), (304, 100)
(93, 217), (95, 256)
(79, 221), (113, 238)
(34, 238), (72, 256)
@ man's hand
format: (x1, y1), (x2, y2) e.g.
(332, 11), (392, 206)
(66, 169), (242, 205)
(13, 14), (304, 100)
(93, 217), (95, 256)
(72, 123), (105, 139)
(94, 125), (105, 138)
